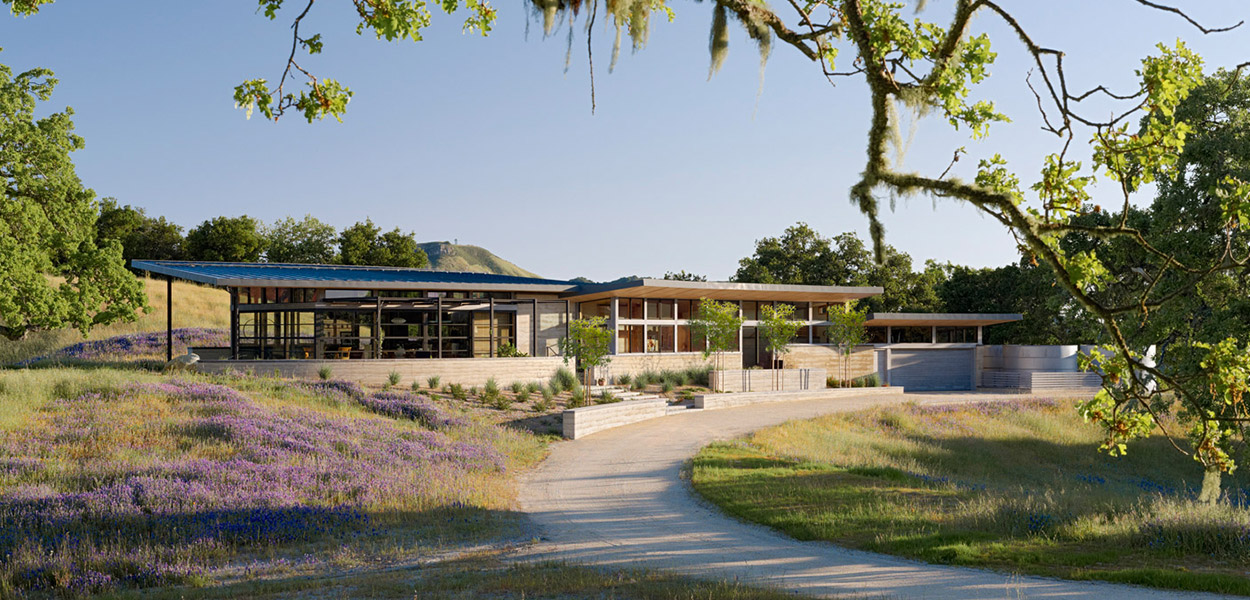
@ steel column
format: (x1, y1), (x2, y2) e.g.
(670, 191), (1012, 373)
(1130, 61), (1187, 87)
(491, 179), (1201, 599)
(166, 275), (173, 362)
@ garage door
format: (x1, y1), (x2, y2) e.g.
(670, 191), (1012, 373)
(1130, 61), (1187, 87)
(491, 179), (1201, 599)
(888, 349), (974, 391)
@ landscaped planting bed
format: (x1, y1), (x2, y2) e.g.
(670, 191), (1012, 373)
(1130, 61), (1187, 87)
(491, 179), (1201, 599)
(692, 398), (1250, 596)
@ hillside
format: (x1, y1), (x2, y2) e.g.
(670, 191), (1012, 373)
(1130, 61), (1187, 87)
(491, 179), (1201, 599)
(419, 241), (542, 278)
(0, 277), (229, 365)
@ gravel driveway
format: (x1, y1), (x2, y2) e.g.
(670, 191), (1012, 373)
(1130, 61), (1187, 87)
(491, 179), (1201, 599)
(515, 392), (1227, 600)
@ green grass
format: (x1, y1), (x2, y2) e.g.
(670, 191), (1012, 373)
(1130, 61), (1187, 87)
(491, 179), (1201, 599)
(118, 554), (813, 600)
(0, 276), (229, 365)
(691, 398), (1250, 596)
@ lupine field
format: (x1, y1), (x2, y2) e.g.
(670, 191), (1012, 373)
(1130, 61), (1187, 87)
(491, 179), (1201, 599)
(692, 398), (1250, 595)
(0, 370), (544, 597)
(13, 328), (228, 366)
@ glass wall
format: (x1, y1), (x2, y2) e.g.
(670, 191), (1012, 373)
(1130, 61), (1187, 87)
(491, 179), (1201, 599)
(233, 288), (523, 359)
(890, 326), (932, 343)
(936, 326), (978, 343)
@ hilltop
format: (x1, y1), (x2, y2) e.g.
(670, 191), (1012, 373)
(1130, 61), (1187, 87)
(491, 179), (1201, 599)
(419, 241), (542, 278)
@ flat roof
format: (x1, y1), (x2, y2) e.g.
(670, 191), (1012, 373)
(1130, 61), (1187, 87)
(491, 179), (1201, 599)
(131, 260), (578, 293)
(561, 278), (883, 303)
(864, 312), (1023, 327)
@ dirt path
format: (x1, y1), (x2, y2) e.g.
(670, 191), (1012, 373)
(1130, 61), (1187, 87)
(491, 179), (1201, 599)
(515, 392), (1224, 600)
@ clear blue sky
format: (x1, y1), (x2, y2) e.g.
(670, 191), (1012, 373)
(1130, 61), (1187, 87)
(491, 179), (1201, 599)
(2, 1), (1247, 281)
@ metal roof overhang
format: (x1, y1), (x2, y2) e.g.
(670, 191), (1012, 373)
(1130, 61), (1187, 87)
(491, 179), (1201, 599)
(131, 260), (577, 294)
(864, 312), (1023, 327)
(561, 278), (883, 303)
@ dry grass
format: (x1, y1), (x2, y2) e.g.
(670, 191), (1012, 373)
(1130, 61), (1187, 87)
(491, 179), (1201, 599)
(692, 398), (1250, 596)
(0, 276), (228, 366)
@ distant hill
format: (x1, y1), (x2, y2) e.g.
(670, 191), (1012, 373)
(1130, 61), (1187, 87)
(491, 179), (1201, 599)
(418, 242), (542, 279)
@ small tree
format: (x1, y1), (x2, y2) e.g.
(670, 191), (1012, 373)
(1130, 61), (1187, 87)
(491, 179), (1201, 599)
(558, 316), (613, 394)
(689, 298), (744, 389)
(827, 302), (869, 386)
(758, 304), (802, 390)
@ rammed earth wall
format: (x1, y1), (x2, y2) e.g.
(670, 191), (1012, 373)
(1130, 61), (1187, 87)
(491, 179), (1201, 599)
(784, 344), (878, 379)
(196, 356), (565, 387)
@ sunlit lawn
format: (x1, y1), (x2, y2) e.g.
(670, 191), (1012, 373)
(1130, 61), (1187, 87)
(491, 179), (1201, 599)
(692, 398), (1250, 596)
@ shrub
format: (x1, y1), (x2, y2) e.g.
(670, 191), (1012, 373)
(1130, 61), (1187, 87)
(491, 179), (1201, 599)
(387, 371), (402, 386)
(855, 373), (881, 388)
(483, 378), (509, 410)
(532, 394), (552, 412)
(411, 380), (422, 392)
(552, 367), (577, 392)
(317, 366), (333, 380)
(427, 375), (441, 389)
(469, 386), (479, 397)
(616, 373), (632, 386)
(567, 386), (586, 408)
(679, 389), (695, 402)
(497, 342), (528, 357)
(661, 380), (675, 394)
(631, 379), (645, 391)
(596, 391), (621, 405)
(448, 383), (468, 401)
(525, 381), (541, 394)
(541, 386), (555, 403)
(684, 366), (711, 386)
(516, 389), (531, 404)
(510, 381), (524, 394)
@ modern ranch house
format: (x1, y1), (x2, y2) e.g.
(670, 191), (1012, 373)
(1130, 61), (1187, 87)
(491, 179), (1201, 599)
(132, 260), (1086, 392)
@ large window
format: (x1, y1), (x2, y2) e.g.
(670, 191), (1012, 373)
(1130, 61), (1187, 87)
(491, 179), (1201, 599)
(646, 300), (674, 320)
(890, 326), (931, 343)
(618, 325), (644, 353)
(936, 326), (978, 343)
(676, 325), (706, 352)
(580, 300), (611, 319)
(646, 325), (674, 353)
(237, 311), (316, 359)
(620, 298), (644, 320)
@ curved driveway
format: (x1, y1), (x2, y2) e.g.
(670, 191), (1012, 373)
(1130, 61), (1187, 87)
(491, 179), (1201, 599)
(516, 393), (1226, 600)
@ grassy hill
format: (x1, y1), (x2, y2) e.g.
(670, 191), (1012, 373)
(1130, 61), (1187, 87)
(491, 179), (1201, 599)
(0, 277), (229, 366)
(419, 242), (542, 278)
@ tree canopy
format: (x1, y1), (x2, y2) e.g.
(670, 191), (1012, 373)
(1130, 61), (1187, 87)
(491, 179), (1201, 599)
(96, 199), (185, 263)
(733, 223), (942, 313)
(184, 215), (267, 263)
(264, 214), (337, 264)
(0, 59), (145, 340)
(337, 219), (430, 268)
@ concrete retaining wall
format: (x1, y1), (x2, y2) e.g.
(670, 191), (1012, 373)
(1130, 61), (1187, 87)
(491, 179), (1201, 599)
(709, 368), (826, 393)
(981, 370), (1101, 391)
(980, 345), (1083, 372)
(196, 356), (564, 387)
(693, 386), (904, 410)
(562, 397), (670, 440)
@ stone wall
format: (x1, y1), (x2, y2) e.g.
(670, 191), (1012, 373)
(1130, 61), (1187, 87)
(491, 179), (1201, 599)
(785, 344), (878, 380)
(196, 356), (564, 387)
(562, 398), (670, 440)
(694, 386), (903, 410)
(709, 368), (826, 393)
(602, 352), (740, 380)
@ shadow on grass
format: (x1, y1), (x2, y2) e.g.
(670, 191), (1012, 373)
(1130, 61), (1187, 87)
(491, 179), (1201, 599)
(0, 505), (531, 597)
(692, 437), (1250, 597)
(117, 555), (812, 600)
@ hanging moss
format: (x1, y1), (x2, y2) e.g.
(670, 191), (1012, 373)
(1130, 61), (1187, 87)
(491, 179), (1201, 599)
(708, 4), (729, 79)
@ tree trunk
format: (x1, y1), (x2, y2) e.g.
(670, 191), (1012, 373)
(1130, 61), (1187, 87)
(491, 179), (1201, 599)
(1198, 468), (1222, 504)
